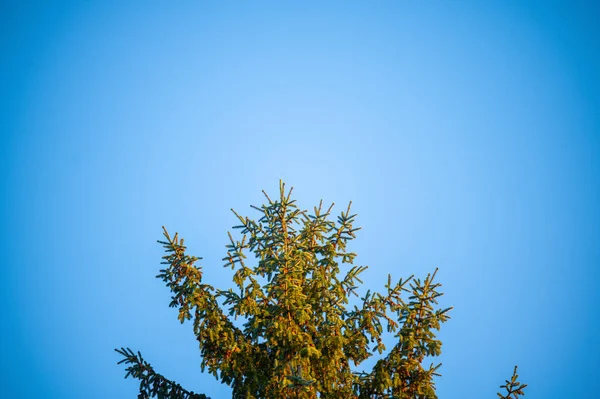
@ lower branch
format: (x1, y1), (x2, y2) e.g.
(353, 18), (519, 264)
(115, 347), (210, 399)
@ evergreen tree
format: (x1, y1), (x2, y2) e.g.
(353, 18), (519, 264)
(116, 181), (525, 399)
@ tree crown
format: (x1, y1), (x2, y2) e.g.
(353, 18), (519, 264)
(117, 181), (525, 399)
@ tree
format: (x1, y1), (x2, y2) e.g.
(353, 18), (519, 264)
(116, 181), (526, 399)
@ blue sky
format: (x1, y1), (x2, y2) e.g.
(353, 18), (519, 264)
(1, 1), (599, 398)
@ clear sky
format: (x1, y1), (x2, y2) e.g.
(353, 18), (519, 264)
(1, 1), (599, 398)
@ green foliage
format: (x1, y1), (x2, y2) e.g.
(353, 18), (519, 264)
(115, 348), (209, 399)
(497, 367), (527, 399)
(116, 181), (526, 399)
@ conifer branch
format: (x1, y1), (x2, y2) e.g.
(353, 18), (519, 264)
(497, 366), (527, 399)
(115, 348), (209, 399)
(156, 227), (267, 392)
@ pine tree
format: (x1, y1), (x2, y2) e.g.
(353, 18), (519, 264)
(116, 181), (526, 399)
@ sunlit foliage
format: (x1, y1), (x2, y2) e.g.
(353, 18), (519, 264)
(117, 182), (525, 399)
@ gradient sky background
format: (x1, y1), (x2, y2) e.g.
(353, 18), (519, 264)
(1, 1), (599, 398)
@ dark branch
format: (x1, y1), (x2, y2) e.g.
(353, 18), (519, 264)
(115, 347), (210, 399)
